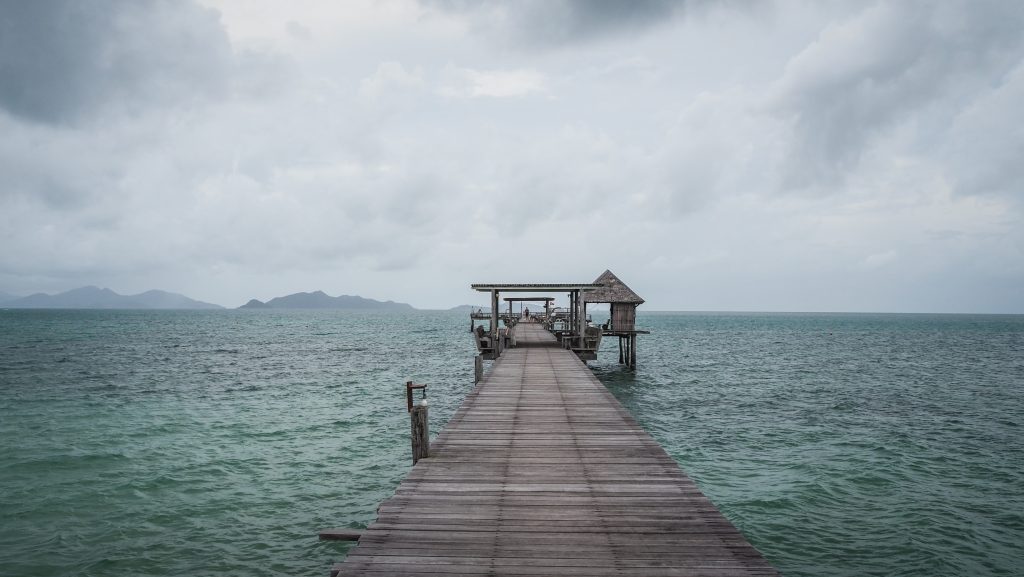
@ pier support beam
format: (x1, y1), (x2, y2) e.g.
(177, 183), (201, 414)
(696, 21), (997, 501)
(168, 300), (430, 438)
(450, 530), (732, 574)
(628, 334), (637, 369)
(474, 354), (483, 384)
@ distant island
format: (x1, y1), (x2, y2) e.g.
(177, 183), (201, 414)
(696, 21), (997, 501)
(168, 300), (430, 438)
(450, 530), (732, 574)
(239, 290), (414, 310)
(448, 305), (491, 313)
(1, 286), (223, 309)
(1, 287), (483, 312)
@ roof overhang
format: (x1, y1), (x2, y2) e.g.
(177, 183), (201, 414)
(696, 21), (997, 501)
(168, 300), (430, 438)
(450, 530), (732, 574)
(503, 297), (557, 302)
(471, 283), (602, 292)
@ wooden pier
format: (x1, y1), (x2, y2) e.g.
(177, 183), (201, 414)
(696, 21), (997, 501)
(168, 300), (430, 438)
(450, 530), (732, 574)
(330, 321), (778, 576)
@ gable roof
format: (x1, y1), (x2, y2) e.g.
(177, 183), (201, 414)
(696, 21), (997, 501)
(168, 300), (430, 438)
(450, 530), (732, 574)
(585, 270), (644, 304)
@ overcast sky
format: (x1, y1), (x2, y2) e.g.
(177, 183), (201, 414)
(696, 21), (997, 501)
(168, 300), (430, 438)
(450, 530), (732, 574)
(1, 1), (1022, 312)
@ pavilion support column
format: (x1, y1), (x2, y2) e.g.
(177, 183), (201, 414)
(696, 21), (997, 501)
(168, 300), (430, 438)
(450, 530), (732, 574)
(567, 291), (575, 349)
(618, 337), (624, 364)
(579, 300), (587, 350)
(490, 290), (499, 356)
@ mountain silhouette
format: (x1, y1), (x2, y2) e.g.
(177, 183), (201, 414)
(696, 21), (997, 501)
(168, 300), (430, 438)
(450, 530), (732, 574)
(4, 286), (223, 309)
(238, 291), (414, 310)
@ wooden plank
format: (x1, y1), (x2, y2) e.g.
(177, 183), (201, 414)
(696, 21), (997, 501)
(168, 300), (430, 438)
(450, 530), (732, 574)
(329, 321), (777, 576)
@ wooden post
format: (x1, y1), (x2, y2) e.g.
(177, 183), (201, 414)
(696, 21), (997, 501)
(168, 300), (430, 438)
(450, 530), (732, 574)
(490, 290), (499, 356)
(411, 403), (429, 464)
(629, 334), (637, 369)
(618, 336), (624, 364)
(474, 354), (483, 384)
(568, 291), (574, 348)
(406, 381), (427, 412)
(579, 298), (587, 350)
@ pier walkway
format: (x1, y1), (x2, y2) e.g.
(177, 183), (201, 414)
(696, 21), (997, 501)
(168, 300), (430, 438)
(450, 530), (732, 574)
(333, 322), (777, 576)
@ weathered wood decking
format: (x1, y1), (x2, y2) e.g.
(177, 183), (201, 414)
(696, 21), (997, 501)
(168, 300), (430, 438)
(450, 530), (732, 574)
(333, 322), (778, 576)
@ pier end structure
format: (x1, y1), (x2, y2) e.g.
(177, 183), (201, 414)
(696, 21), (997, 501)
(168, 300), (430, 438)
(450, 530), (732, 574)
(471, 270), (647, 367)
(584, 270), (647, 368)
(470, 282), (601, 361)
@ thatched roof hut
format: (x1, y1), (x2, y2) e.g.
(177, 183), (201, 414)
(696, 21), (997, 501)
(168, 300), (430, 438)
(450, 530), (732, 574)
(585, 270), (644, 304)
(585, 270), (643, 332)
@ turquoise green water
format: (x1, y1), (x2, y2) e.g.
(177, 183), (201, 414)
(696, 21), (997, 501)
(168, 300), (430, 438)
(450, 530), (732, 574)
(1, 310), (1022, 576)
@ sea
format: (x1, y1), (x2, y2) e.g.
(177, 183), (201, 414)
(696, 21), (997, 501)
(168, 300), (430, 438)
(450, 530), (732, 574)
(0, 309), (1021, 577)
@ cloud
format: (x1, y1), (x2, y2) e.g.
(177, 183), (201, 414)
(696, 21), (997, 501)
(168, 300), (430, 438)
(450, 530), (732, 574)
(768, 1), (1024, 188)
(437, 65), (546, 98)
(0, 0), (231, 125)
(862, 250), (898, 269)
(943, 60), (1024, 199)
(359, 61), (425, 102)
(0, 1), (1022, 311)
(421, 0), (682, 46)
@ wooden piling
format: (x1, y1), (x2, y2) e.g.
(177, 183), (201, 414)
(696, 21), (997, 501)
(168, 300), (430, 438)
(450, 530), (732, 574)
(473, 354), (483, 384)
(629, 333), (637, 368)
(410, 403), (428, 464)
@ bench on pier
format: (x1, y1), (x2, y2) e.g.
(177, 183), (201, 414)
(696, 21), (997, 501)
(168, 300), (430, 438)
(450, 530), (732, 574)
(570, 325), (603, 360)
(473, 325), (496, 359)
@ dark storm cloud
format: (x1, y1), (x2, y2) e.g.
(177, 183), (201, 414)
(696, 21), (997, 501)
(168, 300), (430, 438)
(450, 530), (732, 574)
(423, 0), (682, 45)
(771, 1), (1024, 187)
(0, 0), (230, 125)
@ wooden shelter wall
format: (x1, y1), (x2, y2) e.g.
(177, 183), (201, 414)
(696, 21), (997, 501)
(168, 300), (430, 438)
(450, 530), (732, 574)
(611, 304), (636, 331)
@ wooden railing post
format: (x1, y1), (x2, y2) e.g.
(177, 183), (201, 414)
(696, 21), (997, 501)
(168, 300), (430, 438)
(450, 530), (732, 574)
(474, 354), (483, 384)
(411, 403), (429, 464)
(406, 381), (429, 464)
